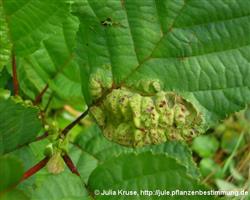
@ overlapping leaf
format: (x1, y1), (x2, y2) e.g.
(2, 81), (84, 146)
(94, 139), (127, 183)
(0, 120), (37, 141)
(0, 97), (42, 154)
(71, 124), (200, 183)
(88, 152), (213, 200)
(30, 173), (89, 200)
(1, 0), (69, 56)
(74, 0), (250, 124)
(0, 1), (11, 70)
(0, 156), (28, 200)
(6, 141), (90, 200)
(0, 156), (23, 192)
(1, 0), (83, 107)
(17, 14), (84, 107)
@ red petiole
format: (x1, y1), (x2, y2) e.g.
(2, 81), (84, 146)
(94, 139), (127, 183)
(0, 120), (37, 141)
(20, 157), (49, 182)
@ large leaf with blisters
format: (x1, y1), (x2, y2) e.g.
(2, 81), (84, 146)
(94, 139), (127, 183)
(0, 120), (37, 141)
(74, 0), (250, 124)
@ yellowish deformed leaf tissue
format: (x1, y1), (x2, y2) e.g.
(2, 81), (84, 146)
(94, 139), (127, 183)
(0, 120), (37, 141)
(90, 87), (204, 147)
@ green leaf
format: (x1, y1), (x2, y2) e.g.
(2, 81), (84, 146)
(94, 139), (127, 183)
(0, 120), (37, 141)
(1, 0), (69, 56)
(0, 156), (28, 200)
(0, 88), (10, 99)
(31, 173), (89, 200)
(221, 130), (245, 154)
(72, 124), (199, 183)
(0, 68), (11, 87)
(229, 163), (244, 182)
(88, 152), (212, 200)
(17, 14), (84, 108)
(0, 156), (24, 193)
(8, 145), (41, 170)
(0, 189), (29, 200)
(74, 0), (250, 124)
(199, 158), (224, 179)
(192, 135), (219, 158)
(215, 179), (239, 191)
(0, 2), (11, 69)
(0, 97), (42, 154)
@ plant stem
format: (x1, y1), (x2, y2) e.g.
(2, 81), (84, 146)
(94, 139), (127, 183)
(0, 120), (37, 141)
(44, 93), (54, 113)
(222, 130), (245, 174)
(62, 154), (94, 198)
(62, 154), (80, 176)
(20, 157), (49, 182)
(59, 85), (115, 138)
(11, 52), (19, 96)
(34, 84), (49, 105)
(35, 131), (49, 141)
(60, 108), (89, 138)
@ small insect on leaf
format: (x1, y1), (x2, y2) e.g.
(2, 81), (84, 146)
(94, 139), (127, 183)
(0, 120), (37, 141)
(101, 17), (113, 27)
(100, 17), (126, 28)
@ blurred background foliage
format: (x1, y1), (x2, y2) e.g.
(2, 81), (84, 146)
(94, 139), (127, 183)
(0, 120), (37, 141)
(191, 105), (250, 195)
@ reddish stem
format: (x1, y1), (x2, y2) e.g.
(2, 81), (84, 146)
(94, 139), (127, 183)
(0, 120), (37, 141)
(12, 52), (19, 96)
(59, 87), (114, 138)
(63, 154), (94, 197)
(35, 131), (49, 141)
(60, 108), (89, 138)
(62, 154), (80, 176)
(34, 84), (49, 105)
(20, 157), (49, 182)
